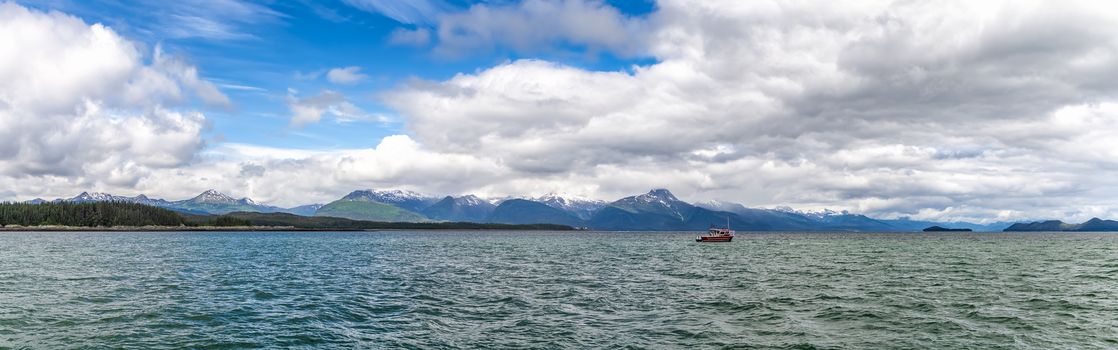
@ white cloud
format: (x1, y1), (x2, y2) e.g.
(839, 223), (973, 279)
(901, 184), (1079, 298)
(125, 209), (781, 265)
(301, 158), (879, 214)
(8, 1), (1118, 224)
(341, 0), (448, 25)
(80, 135), (507, 207)
(0, 3), (220, 188)
(371, 0), (1118, 222)
(427, 0), (649, 57)
(286, 90), (383, 127)
(294, 70), (324, 81)
(155, 0), (286, 41)
(388, 27), (431, 47)
(325, 66), (368, 85)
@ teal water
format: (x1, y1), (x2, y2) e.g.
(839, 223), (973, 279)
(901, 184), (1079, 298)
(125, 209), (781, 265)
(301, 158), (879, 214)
(1, 231), (1116, 349)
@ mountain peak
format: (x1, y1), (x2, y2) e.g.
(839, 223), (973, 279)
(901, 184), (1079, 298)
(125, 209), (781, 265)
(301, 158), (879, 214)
(608, 188), (692, 219)
(775, 207), (845, 218)
(189, 190), (238, 204)
(457, 195), (486, 206)
(533, 193), (606, 220)
(343, 188), (430, 202)
(71, 192), (119, 202)
(646, 188), (678, 200)
(536, 192), (600, 203)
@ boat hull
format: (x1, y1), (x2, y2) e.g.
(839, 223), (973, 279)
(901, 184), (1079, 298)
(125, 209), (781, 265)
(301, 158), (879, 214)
(696, 235), (734, 242)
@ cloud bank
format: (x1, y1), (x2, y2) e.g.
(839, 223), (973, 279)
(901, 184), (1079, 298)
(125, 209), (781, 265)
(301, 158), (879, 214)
(7, 1), (1118, 224)
(0, 3), (222, 197)
(376, 0), (1118, 222)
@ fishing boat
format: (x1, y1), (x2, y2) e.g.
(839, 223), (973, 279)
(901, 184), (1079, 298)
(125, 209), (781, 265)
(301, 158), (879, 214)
(696, 217), (735, 242)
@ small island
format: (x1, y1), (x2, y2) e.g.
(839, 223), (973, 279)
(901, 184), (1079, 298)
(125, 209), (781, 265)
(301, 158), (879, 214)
(922, 226), (973, 232)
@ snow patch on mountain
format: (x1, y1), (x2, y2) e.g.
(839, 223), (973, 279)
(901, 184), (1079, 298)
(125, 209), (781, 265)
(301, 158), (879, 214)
(773, 206), (849, 218)
(534, 192), (606, 211)
(188, 189), (241, 204)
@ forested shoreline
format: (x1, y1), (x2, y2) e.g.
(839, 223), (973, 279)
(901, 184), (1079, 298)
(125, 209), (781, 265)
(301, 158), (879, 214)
(0, 202), (194, 227)
(0, 202), (574, 231)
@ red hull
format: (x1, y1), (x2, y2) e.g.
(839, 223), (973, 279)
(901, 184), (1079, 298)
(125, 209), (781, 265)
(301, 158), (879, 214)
(696, 235), (734, 242)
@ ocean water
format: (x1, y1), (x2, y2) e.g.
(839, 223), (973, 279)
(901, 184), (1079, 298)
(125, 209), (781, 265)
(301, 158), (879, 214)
(0, 231), (1116, 349)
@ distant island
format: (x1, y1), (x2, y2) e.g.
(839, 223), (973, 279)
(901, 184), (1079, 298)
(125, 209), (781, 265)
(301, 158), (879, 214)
(1003, 218), (1118, 232)
(922, 226), (973, 232)
(0, 202), (575, 231)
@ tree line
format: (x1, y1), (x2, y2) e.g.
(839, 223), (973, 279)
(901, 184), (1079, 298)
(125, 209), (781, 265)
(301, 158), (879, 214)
(0, 202), (251, 227)
(0, 201), (187, 227)
(0, 201), (572, 230)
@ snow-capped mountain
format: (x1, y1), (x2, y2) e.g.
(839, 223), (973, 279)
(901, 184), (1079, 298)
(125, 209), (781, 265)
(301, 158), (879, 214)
(696, 200), (750, 214)
(15, 187), (1011, 231)
(341, 189), (437, 212)
(70, 192), (123, 202)
(457, 194), (488, 206)
(66, 192), (171, 206)
(25, 190), (329, 216)
(170, 190), (282, 214)
(182, 189), (248, 205)
(127, 194), (171, 207)
(420, 195), (496, 222)
(286, 204), (324, 216)
(533, 193), (607, 220)
(343, 189), (429, 202)
(609, 189), (694, 218)
(773, 206), (845, 219)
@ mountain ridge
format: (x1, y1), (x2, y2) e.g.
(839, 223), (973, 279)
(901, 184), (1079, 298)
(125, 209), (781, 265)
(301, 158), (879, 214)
(15, 188), (1060, 232)
(1003, 218), (1118, 232)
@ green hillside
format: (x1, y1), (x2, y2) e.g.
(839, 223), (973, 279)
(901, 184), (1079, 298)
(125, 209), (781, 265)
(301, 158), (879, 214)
(314, 199), (427, 222)
(218, 212), (574, 230)
(172, 202), (271, 215)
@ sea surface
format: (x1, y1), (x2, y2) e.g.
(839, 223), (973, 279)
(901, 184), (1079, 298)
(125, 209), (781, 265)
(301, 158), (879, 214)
(1, 231), (1116, 349)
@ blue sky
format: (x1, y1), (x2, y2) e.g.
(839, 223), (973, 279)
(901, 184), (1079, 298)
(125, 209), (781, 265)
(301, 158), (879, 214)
(4, 0), (1118, 223)
(19, 0), (657, 150)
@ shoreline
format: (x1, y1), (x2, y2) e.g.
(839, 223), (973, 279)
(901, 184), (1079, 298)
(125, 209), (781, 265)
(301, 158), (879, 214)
(0, 226), (362, 232)
(0, 225), (585, 232)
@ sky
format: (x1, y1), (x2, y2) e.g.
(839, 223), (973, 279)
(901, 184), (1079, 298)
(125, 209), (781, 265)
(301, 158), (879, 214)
(2, 0), (1118, 223)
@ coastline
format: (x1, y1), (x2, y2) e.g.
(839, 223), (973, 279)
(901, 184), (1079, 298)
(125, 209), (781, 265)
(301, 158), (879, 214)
(0, 225), (582, 232)
(0, 225), (358, 232)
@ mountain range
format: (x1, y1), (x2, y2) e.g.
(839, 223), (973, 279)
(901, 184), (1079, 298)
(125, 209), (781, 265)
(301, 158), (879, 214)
(30, 190), (316, 216)
(1003, 218), (1118, 231)
(20, 188), (1020, 232)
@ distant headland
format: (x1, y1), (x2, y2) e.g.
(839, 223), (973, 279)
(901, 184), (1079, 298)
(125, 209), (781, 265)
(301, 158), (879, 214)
(1002, 218), (1118, 232)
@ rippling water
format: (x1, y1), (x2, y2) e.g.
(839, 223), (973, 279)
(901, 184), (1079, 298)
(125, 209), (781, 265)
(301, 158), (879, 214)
(1, 231), (1116, 349)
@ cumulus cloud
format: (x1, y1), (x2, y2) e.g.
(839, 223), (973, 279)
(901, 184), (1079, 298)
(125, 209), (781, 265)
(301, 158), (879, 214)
(8, 1), (1118, 224)
(325, 66), (368, 85)
(97, 135), (507, 207)
(424, 0), (649, 57)
(373, 0), (1118, 222)
(0, 3), (219, 190)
